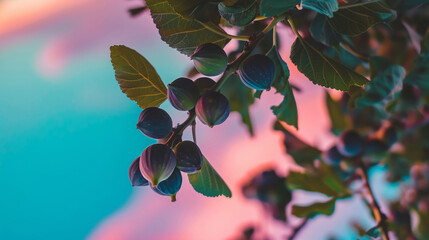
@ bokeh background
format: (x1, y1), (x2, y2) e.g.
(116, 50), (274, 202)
(0, 0), (397, 239)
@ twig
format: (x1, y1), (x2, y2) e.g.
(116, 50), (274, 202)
(288, 217), (310, 240)
(358, 157), (390, 240)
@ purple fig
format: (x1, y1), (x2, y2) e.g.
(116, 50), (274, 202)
(337, 130), (363, 157)
(150, 167), (182, 202)
(174, 141), (203, 173)
(137, 107), (173, 139)
(139, 144), (176, 187)
(195, 91), (230, 127)
(168, 77), (200, 111)
(128, 157), (149, 187)
(191, 43), (227, 76)
(238, 54), (275, 90)
(194, 77), (216, 96)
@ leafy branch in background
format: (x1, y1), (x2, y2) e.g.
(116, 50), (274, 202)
(113, 0), (429, 239)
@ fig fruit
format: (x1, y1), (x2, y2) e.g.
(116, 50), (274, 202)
(191, 43), (228, 76)
(174, 141), (204, 173)
(363, 139), (388, 156)
(137, 107), (173, 139)
(238, 54), (275, 90)
(337, 130), (363, 157)
(151, 167), (182, 201)
(194, 77), (216, 96)
(195, 91), (230, 127)
(167, 77), (200, 111)
(139, 144), (177, 187)
(322, 146), (344, 165)
(382, 126), (397, 147)
(128, 157), (149, 187)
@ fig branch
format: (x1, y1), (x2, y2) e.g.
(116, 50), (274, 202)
(167, 14), (287, 141)
(358, 157), (390, 240)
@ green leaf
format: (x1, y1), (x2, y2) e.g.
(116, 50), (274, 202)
(292, 197), (336, 218)
(188, 156), (232, 198)
(290, 36), (369, 91)
(325, 91), (348, 135)
(221, 74), (255, 136)
(146, 0), (229, 56)
(328, 1), (396, 36)
(302, 0), (339, 18)
(309, 14), (342, 47)
(267, 46), (298, 129)
(165, 0), (221, 23)
(365, 226), (380, 238)
(218, 0), (258, 26)
(259, 0), (300, 17)
(355, 56), (405, 117)
(110, 45), (167, 108)
(287, 168), (348, 197)
(274, 121), (321, 167)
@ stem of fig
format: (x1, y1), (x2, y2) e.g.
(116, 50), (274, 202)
(358, 157), (390, 240)
(192, 120), (197, 144)
(170, 194), (176, 202)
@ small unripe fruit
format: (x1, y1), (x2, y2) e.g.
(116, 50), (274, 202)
(195, 91), (230, 127)
(322, 146), (344, 165)
(174, 141), (204, 173)
(167, 78), (200, 111)
(194, 77), (216, 96)
(137, 107), (173, 139)
(151, 167), (182, 201)
(128, 157), (149, 187)
(337, 130), (363, 157)
(139, 144), (177, 187)
(191, 43), (227, 76)
(238, 54), (275, 90)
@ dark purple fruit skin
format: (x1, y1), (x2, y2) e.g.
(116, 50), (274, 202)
(150, 167), (182, 197)
(139, 144), (177, 187)
(363, 139), (389, 156)
(174, 141), (203, 173)
(322, 146), (344, 165)
(382, 126), (397, 147)
(194, 77), (216, 96)
(128, 157), (149, 187)
(337, 130), (363, 157)
(195, 91), (230, 127)
(191, 43), (227, 76)
(137, 107), (173, 139)
(238, 54), (275, 90)
(167, 78), (200, 111)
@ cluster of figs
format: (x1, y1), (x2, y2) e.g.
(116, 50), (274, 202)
(323, 127), (398, 175)
(128, 43), (277, 201)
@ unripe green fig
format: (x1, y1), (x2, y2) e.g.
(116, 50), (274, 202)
(151, 167), (182, 202)
(168, 77), (200, 111)
(139, 144), (177, 187)
(337, 130), (363, 157)
(191, 43), (228, 76)
(137, 107), (173, 139)
(195, 91), (230, 127)
(238, 54), (275, 90)
(174, 141), (204, 173)
(128, 157), (149, 187)
(194, 77), (216, 96)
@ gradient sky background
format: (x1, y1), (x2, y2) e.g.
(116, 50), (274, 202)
(0, 0), (399, 239)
